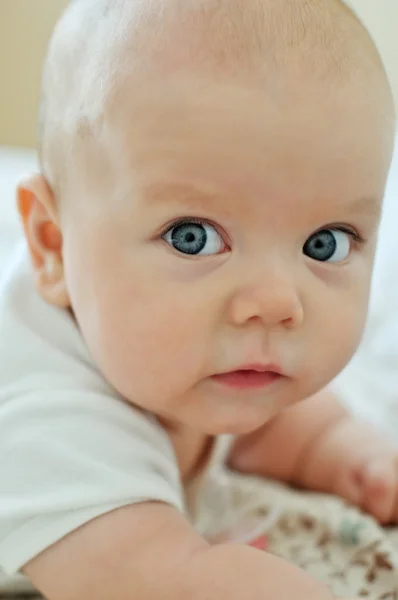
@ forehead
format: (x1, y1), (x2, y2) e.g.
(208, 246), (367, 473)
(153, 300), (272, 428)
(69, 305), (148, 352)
(103, 73), (392, 207)
(46, 0), (395, 204)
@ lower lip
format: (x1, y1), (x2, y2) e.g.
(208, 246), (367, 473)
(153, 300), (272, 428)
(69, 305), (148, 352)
(211, 370), (282, 390)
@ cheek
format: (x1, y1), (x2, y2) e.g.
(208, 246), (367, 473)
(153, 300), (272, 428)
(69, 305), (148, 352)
(65, 243), (208, 405)
(97, 287), (207, 405)
(309, 280), (370, 382)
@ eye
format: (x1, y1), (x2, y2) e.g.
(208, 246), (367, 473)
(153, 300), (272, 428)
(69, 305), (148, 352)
(163, 220), (226, 256)
(303, 229), (351, 263)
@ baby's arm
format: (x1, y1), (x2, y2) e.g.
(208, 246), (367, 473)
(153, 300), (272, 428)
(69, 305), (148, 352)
(228, 391), (398, 524)
(24, 501), (342, 600)
(228, 390), (347, 487)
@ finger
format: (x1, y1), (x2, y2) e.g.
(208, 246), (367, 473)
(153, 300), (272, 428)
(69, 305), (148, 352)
(362, 457), (396, 524)
(332, 465), (364, 508)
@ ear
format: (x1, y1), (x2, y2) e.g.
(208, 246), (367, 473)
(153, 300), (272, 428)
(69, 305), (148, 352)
(17, 174), (70, 308)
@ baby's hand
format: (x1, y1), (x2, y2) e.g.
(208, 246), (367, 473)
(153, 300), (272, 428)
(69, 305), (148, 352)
(301, 417), (398, 524)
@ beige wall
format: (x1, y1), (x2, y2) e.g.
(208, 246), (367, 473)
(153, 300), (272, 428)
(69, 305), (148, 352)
(0, 0), (69, 148)
(0, 0), (397, 148)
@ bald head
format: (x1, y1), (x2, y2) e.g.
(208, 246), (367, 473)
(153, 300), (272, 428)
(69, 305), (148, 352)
(39, 0), (393, 194)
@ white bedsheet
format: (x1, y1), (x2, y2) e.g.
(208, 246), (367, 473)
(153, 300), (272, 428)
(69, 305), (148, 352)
(0, 147), (37, 274)
(335, 140), (398, 435)
(0, 143), (398, 433)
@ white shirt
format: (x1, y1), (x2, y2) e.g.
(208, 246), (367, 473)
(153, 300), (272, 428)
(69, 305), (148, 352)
(0, 247), (185, 575)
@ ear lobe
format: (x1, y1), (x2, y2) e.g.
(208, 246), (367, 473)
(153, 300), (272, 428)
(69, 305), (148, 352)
(38, 253), (71, 308)
(17, 175), (70, 308)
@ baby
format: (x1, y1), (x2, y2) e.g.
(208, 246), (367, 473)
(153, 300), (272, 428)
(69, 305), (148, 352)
(0, 0), (397, 598)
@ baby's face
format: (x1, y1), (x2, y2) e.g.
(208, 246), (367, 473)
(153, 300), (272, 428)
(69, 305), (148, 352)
(59, 71), (392, 435)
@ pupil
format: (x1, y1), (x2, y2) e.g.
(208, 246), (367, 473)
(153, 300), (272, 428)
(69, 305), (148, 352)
(303, 230), (336, 262)
(172, 223), (207, 255)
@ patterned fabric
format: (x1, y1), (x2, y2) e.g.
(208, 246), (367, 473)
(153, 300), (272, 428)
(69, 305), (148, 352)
(196, 469), (398, 599)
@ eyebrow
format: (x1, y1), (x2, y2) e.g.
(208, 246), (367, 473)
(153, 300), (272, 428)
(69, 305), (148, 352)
(345, 196), (382, 219)
(142, 180), (382, 221)
(142, 180), (221, 208)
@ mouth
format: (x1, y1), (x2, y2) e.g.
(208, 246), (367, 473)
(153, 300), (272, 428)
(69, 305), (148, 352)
(211, 364), (285, 391)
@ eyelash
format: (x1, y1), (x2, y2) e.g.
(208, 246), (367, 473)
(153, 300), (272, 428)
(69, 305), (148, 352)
(160, 219), (367, 247)
(161, 216), (229, 241)
(163, 216), (215, 229)
(327, 226), (366, 245)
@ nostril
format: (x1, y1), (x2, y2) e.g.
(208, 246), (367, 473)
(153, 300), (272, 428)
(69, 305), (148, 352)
(226, 280), (303, 328)
(282, 303), (304, 329)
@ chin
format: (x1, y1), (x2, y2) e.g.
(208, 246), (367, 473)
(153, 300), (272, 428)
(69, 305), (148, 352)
(195, 413), (271, 436)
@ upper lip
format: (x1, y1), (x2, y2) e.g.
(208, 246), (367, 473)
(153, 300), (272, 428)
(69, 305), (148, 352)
(219, 363), (285, 376)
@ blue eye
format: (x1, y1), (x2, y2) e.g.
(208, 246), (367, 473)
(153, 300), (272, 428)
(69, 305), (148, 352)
(163, 221), (225, 256)
(303, 229), (351, 263)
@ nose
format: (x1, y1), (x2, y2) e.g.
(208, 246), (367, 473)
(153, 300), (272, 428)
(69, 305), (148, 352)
(226, 269), (304, 330)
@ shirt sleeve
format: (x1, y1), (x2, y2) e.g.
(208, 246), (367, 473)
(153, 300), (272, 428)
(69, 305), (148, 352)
(0, 389), (184, 574)
(0, 250), (184, 575)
